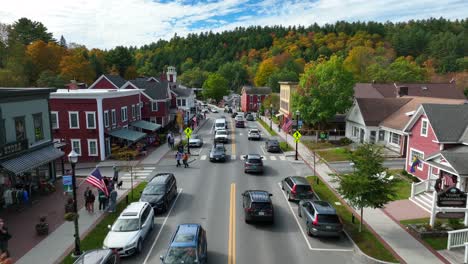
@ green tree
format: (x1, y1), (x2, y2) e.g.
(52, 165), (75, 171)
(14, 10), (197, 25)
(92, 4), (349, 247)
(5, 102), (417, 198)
(217, 61), (249, 92)
(8, 18), (54, 45)
(0, 69), (27, 87)
(179, 67), (209, 88)
(259, 93), (280, 114)
(336, 144), (396, 232)
(344, 46), (375, 81)
(105, 46), (134, 76)
(254, 58), (277, 86)
(367, 57), (427, 82)
(267, 69), (298, 93)
(37, 70), (65, 87)
(202, 73), (229, 101)
(293, 55), (354, 127)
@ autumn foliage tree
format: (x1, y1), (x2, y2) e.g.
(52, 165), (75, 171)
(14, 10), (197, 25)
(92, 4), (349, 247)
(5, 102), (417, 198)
(60, 53), (95, 84)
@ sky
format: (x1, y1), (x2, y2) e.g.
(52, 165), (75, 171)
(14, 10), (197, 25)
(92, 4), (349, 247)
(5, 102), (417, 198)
(1, 0), (467, 49)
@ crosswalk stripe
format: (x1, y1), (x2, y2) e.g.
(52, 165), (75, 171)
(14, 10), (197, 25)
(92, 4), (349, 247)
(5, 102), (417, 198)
(270, 156), (277, 161)
(279, 156), (286, 161)
(200, 155), (207, 160)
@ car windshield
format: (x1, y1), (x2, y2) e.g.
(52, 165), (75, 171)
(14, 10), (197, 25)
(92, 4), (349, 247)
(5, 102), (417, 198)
(164, 247), (197, 264)
(214, 146), (224, 152)
(250, 130), (259, 133)
(143, 184), (165, 195)
(191, 135), (199, 139)
(247, 158), (262, 164)
(217, 131), (227, 135)
(215, 123), (224, 128)
(295, 185), (312, 193)
(318, 214), (340, 223)
(268, 141), (279, 146)
(112, 218), (139, 232)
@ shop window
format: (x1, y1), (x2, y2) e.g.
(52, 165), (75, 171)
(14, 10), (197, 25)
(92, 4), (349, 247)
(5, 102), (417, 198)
(121, 107), (128, 122)
(51, 111), (59, 129)
(71, 139), (81, 155)
(0, 119), (5, 145)
(131, 105), (136, 120)
(69, 112), (79, 129)
(14, 116), (26, 141)
(88, 139), (98, 156)
(86, 112), (96, 129)
(33, 113), (44, 141)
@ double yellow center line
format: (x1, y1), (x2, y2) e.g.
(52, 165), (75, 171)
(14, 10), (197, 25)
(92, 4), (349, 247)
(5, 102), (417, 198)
(228, 183), (236, 264)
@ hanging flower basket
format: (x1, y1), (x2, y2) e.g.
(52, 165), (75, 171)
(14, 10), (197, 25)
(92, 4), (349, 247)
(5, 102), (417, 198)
(64, 212), (79, 222)
(36, 216), (49, 236)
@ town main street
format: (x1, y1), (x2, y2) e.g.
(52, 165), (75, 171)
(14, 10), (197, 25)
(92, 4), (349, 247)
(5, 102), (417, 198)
(122, 110), (360, 264)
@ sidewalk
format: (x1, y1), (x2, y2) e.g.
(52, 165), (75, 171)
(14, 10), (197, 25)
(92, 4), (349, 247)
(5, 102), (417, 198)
(259, 116), (447, 264)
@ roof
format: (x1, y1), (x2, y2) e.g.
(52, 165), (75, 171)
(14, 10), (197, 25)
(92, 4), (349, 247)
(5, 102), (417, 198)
(312, 201), (337, 214)
(130, 78), (170, 100)
(380, 97), (466, 131)
(0, 145), (64, 175)
(121, 202), (146, 217)
(426, 146), (468, 176)
(171, 87), (193, 97)
(0, 87), (57, 98)
(103, 74), (127, 88)
(355, 98), (411, 126)
(422, 104), (468, 142)
(354, 82), (466, 99)
(130, 120), (161, 131)
(246, 190), (271, 202)
(242, 86), (272, 95)
(107, 128), (146, 142)
(290, 176), (309, 185)
(149, 173), (173, 184)
(74, 249), (112, 264)
(171, 224), (200, 247)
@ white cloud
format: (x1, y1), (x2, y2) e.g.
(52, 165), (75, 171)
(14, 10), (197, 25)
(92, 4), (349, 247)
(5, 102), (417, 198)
(0, 0), (466, 49)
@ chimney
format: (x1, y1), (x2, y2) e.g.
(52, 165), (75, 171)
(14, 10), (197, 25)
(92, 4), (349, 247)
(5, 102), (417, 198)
(397, 86), (408, 97)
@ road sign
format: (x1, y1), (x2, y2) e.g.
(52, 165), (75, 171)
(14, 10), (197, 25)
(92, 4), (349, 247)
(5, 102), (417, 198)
(63, 175), (72, 193)
(294, 138), (300, 143)
(184, 127), (193, 137)
(293, 130), (302, 141)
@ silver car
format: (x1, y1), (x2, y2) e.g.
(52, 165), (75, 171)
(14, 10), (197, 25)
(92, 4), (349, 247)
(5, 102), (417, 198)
(189, 134), (204, 147)
(103, 202), (154, 256)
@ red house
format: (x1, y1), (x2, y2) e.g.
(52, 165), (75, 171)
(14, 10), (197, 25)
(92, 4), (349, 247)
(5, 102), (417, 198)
(241, 86), (272, 112)
(50, 88), (160, 161)
(404, 104), (468, 185)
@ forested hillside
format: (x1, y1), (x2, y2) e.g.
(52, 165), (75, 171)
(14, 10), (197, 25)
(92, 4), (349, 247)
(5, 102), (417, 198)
(0, 18), (466, 94)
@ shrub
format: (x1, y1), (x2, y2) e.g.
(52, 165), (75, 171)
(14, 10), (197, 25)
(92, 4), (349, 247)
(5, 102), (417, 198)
(339, 137), (352, 145)
(434, 220), (443, 230)
(448, 218), (464, 229)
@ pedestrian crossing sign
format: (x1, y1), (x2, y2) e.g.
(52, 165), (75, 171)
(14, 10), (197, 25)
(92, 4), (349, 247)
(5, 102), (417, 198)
(184, 127), (193, 136)
(293, 131), (302, 141)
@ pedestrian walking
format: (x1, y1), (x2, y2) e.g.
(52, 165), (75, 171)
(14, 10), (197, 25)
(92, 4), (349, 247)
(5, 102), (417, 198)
(107, 189), (118, 213)
(169, 136), (175, 149)
(177, 143), (184, 154)
(183, 152), (190, 168)
(176, 152), (182, 167)
(88, 191), (95, 213)
(84, 187), (92, 212)
(0, 219), (11, 257)
(112, 165), (119, 189)
(98, 189), (107, 211)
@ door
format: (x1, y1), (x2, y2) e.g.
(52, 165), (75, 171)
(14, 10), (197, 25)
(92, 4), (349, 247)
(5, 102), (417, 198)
(359, 129), (365, 143)
(369, 131), (376, 144)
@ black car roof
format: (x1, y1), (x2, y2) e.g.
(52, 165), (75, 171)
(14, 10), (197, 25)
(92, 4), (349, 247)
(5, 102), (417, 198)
(246, 154), (262, 159)
(149, 173), (173, 184)
(246, 190), (271, 202)
(74, 249), (112, 264)
(290, 176), (309, 185)
(312, 201), (337, 214)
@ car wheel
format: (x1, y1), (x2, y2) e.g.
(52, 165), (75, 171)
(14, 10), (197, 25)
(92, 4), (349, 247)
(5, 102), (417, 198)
(136, 239), (143, 254)
(163, 200), (169, 212)
(287, 192), (292, 201)
(245, 218), (250, 224)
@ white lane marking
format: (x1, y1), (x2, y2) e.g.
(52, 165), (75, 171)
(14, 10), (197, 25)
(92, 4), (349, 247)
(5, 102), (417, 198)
(270, 156), (277, 161)
(279, 156), (286, 161)
(260, 145), (266, 155)
(143, 188), (183, 264)
(276, 183), (353, 252)
(200, 155), (207, 160)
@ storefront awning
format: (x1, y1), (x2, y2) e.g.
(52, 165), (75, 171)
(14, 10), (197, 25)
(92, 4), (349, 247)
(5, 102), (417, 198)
(108, 128), (146, 142)
(0, 145), (64, 175)
(275, 113), (284, 117)
(130, 120), (161, 132)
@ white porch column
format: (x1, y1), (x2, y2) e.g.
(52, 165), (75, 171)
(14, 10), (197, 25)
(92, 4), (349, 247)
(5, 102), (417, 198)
(96, 98), (106, 161)
(464, 199), (468, 227)
(430, 191), (437, 227)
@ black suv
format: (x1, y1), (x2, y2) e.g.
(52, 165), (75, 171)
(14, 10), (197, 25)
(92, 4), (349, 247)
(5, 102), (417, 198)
(242, 190), (274, 224)
(281, 176), (314, 201)
(140, 173), (177, 212)
(298, 200), (343, 237)
(243, 154), (264, 173)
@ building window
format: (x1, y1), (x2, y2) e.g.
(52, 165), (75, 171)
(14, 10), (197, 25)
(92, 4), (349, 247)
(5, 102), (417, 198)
(369, 131), (376, 143)
(136, 104), (141, 120)
(69, 112), (79, 129)
(152, 102), (158, 112)
(33, 113), (44, 141)
(0, 119), (5, 145)
(104, 111), (109, 128)
(378, 130), (385, 141)
(389, 132), (400, 145)
(121, 107), (128, 122)
(51, 111), (59, 129)
(71, 139), (81, 155)
(410, 149), (424, 170)
(131, 105), (136, 120)
(87, 139), (98, 156)
(111, 109), (116, 126)
(86, 112), (96, 129)
(177, 99), (186, 107)
(14, 116), (26, 141)
(249, 95), (253, 102)
(421, 118), (428, 137)
(352, 127), (359, 137)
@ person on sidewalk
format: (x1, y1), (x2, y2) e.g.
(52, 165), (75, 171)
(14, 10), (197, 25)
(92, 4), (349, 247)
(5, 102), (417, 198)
(112, 165), (119, 189)
(0, 219), (11, 257)
(169, 136), (175, 149)
(183, 152), (190, 168)
(98, 189), (107, 211)
(176, 152), (182, 167)
(88, 191), (95, 213)
(107, 189), (118, 213)
(84, 187), (92, 212)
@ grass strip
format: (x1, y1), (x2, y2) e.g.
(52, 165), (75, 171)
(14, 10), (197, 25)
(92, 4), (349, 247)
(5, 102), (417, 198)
(63, 183), (147, 264)
(307, 176), (398, 262)
(279, 141), (293, 152)
(316, 148), (350, 162)
(257, 118), (278, 136)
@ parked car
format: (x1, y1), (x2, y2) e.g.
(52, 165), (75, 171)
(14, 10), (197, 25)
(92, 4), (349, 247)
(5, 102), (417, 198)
(231, 112), (238, 118)
(201, 108), (209, 113)
(265, 139), (281, 152)
(210, 144), (227, 162)
(243, 154), (264, 173)
(214, 118), (227, 132)
(73, 249), (120, 264)
(139, 173), (177, 212)
(298, 200), (343, 237)
(211, 108), (218, 113)
(281, 176), (315, 202)
(246, 114), (255, 121)
(235, 116), (245, 128)
(103, 202), (154, 256)
(215, 129), (229, 143)
(160, 224), (208, 264)
(248, 128), (261, 140)
(189, 134), (204, 147)
(242, 190), (274, 224)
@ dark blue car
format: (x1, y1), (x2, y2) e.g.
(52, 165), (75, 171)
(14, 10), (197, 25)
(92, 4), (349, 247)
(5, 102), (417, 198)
(160, 224), (208, 264)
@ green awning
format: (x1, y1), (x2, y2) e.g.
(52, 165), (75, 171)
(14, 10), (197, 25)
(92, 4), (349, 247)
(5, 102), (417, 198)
(130, 120), (161, 132)
(108, 129), (146, 142)
(1, 145), (64, 175)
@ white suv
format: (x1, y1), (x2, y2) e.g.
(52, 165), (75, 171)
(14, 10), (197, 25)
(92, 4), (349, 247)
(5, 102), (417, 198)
(215, 129), (229, 143)
(103, 202), (154, 256)
(248, 128), (261, 140)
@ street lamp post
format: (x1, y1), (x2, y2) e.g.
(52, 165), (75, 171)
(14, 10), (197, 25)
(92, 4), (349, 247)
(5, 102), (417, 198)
(67, 150), (81, 257)
(269, 104), (273, 131)
(295, 110), (300, 161)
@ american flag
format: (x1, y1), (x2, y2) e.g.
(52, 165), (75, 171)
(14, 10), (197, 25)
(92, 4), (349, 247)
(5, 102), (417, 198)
(282, 117), (293, 132)
(85, 168), (109, 197)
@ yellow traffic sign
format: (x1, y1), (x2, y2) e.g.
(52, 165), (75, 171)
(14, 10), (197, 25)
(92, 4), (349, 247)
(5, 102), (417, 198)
(294, 138), (300, 143)
(293, 131), (302, 141)
(184, 127), (193, 136)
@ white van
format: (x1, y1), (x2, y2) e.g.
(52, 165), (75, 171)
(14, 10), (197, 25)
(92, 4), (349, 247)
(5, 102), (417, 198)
(214, 118), (227, 132)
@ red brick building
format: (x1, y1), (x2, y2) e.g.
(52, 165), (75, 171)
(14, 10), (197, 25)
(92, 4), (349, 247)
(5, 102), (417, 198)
(50, 88), (160, 161)
(240, 86), (271, 112)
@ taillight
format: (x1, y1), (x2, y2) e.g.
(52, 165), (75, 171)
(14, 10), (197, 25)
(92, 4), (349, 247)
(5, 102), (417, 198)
(312, 215), (319, 226)
(246, 208), (254, 212)
(291, 185), (297, 194)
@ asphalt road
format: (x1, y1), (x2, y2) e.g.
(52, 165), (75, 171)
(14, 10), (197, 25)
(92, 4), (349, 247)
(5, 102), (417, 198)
(121, 110), (360, 264)
(328, 159), (406, 174)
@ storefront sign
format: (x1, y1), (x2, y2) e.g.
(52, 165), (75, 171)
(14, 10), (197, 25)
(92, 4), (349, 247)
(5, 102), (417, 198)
(0, 140), (28, 159)
(63, 175), (73, 193)
(436, 212), (465, 219)
(437, 187), (467, 207)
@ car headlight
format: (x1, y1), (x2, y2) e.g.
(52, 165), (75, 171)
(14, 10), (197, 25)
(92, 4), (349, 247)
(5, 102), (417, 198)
(126, 239), (138, 249)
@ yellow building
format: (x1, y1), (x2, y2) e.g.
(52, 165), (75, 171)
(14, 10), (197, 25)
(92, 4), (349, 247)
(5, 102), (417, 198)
(279, 81), (298, 118)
